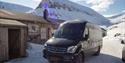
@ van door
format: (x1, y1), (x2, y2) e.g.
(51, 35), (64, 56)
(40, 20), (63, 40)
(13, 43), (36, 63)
(87, 23), (100, 54)
(82, 26), (92, 55)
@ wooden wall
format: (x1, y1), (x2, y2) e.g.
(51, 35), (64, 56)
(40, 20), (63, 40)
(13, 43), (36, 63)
(22, 21), (54, 42)
(0, 27), (27, 61)
(0, 27), (9, 61)
(20, 28), (27, 57)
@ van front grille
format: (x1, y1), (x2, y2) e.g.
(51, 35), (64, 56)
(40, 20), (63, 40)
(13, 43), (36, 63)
(46, 46), (67, 53)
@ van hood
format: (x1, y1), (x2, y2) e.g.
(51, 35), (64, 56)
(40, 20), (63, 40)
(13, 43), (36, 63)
(45, 38), (78, 47)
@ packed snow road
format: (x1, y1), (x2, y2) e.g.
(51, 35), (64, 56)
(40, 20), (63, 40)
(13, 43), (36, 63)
(6, 36), (124, 63)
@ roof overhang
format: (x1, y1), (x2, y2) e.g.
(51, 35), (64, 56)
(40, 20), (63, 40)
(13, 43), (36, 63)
(0, 19), (27, 27)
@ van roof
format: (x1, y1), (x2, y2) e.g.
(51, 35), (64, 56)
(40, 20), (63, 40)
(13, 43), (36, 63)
(64, 20), (88, 24)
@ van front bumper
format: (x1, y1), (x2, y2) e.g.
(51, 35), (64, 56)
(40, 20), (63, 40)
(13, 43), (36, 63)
(43, 49), (75, 61)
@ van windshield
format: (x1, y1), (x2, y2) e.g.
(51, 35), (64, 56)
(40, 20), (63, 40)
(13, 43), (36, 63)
(54, 23), (85, 40)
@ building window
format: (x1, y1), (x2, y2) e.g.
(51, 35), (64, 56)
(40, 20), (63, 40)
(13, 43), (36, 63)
(28, 24), (39, 33)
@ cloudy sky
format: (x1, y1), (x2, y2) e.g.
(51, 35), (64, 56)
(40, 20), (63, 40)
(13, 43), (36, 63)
(70, 0), (125, 16)
(1, 0), (125, 16)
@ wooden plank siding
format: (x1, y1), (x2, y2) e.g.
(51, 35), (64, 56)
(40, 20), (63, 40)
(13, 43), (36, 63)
(20, 28), (27, 57)
(0, 26), (27, 61)
(0, 27), (9, 61)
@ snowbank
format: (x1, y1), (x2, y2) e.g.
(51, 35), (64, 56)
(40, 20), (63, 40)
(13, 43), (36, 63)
(107, 22), (125, 37)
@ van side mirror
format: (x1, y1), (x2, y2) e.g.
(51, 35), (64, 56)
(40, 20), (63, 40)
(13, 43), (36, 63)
(52, 30), (56, 36)
(102, 33), (106, 37)
(84, 34), (89, 40)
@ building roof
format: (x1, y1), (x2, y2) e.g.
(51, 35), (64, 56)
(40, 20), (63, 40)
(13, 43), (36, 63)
(0, 19), (26, 27)
(0, 9), (49, 24)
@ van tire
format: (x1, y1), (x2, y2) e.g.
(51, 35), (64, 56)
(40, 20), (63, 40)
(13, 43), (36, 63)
(48, 61), (54, 63)
(122, 57), (125, 62)
(94, 46), (101, 56)
(49, 61), (57, 63)
(74, 53), (84, 63)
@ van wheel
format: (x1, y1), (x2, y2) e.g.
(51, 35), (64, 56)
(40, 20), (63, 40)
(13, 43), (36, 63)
(122, 57), (125, 62)
(49, 61), (59, 63)
(48, 61), (53, 63)
(94, 46), (101, 56)
(74, 53), (84, 63)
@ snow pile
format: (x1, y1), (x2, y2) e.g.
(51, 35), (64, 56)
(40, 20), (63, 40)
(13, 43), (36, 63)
(84, 36), (124, 63)
(102, 37), (124, 58)
(32, 0), (111, 26)
(107, 21), (125, 37)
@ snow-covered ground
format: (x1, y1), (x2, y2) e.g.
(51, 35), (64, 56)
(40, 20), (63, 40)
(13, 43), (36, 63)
(107, 22), (125, 37)
(5, 36), (124, 63)
(85, 36), (124, 63)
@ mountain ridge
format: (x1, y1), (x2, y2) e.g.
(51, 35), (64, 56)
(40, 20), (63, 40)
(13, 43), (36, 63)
(32, 0), (111, 27)
(0, 1), (33, 12)
(108, 12), (125, 24)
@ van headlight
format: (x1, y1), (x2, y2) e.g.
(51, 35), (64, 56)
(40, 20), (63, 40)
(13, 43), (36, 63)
(67, 46), (77, 53)
(43, 43), (47, 49)
(44, 43), (47, 47)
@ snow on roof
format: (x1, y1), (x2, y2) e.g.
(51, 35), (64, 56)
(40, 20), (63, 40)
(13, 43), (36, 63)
(0, 19), (26, 26)
(0, 9), (49, 24)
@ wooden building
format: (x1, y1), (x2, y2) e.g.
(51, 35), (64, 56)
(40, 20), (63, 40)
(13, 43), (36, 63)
(0, 9), (55, 43)
(0, 19), (27, 62)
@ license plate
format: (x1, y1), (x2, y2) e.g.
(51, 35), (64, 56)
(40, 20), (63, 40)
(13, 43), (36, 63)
(50, 57), (60, 61)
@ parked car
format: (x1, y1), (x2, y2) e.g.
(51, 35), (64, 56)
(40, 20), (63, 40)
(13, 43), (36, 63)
(114, 33), (125, 44)
(120, 34), (125, 62)
(116, 34), (125, 44)
(43, 20), (103, 63)
(122, 45), (125, 62)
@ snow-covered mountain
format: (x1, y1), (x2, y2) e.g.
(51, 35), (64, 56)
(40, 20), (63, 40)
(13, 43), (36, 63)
(108, 12), (125, 24)
(32, 0), (111, 27)
(0, 1), (33, 12)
